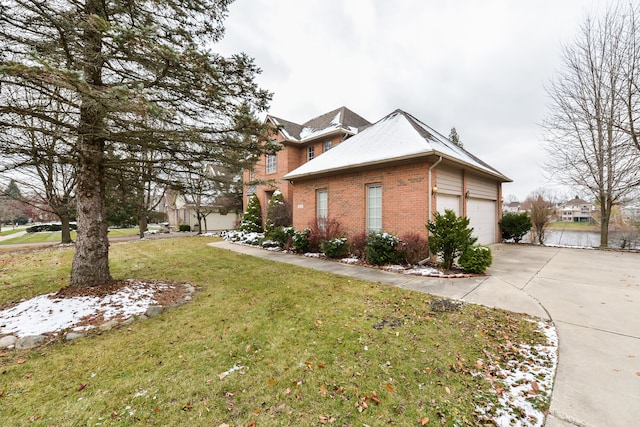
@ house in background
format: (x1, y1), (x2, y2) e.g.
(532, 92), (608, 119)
(559, 197), (594, 222)
(282, 109), (511, 244)
(243, 106), (371, 222)
(502, 201), (523, 214)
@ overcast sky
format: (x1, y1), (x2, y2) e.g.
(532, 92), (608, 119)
(217, 0), (617, 201)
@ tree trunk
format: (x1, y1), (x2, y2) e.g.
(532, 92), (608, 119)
(60, 211), (72, 244)
(138, 213), (148, 239)
(600, 200), (611, 248)
(70, 0), (111, 287)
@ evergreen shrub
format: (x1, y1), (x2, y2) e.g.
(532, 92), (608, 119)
(292, 228), (311, 253)
(426, 209), (477, 270)
(320, 237), (349, 258)
(499, 212), (532, 243)
(239, 194), (263, 233)
(365, 232), (404, 265)
(459, 245), (493, 273)
(179, 224), (191, 232)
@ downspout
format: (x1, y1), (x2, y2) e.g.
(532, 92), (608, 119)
(427, 156), (443, 221)
(421, 156), (442, 265)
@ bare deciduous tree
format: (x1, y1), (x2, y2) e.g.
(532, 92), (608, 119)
(543, 4), (640, 248)
(522, 189), (552, 245)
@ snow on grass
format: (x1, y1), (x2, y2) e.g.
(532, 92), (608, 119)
(0, 280), (168, 337)
(478, 320), (559, 426)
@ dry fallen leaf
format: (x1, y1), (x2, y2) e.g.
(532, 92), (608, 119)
(386, 383), (394, 392)
(16, 358), (26, 365)
(445, 386), (451, 395)
(421, 417), (430, 425)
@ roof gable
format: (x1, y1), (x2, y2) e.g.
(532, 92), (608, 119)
(284, 109), (510, 181)
(267, 106), (371, 143)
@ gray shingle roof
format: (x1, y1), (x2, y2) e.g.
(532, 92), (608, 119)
(267, 106), (371, 143)
(284, 109), (511, 182)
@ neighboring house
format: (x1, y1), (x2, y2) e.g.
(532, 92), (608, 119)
(163, 165), (243, 232)
(559, 197), (594, 222)
(282, 109), (511, 244)
(502, 201), (522, 214)
(620, 203), (640, 224)
(243, 106), (371, 223)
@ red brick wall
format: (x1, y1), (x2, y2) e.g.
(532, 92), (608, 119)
(243, 133), (348, 225)
(291, 160), (433, 239)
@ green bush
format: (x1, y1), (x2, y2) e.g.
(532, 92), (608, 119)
(499, 212), (532, 243)
(179, 224), (191, 232)
(459, 245), (493, 273)
(265, 226), (295, 249)
(320, 237), (350, 258)
(265, 190), (291, 231)
(426, 209), (477, 270)
(291, 228), (311, 253)
(365, 232), (404, 265)
(239, 194), (263, 233)
(26, 223), (78, 233)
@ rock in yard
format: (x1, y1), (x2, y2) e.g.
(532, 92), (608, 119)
(0, 335), (18, 348)
(145, 305), (164, 318)
(16, 335), (47, 350)
(99, 320), (119, 331)
(65, 332), (84, 341)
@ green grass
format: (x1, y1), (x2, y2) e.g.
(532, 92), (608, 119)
(0, 237), (546, 426)
(0, 228), (25, 237)
(0, 227), (141, 245)
(548, 221), (598, 231)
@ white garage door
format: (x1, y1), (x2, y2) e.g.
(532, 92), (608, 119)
(437, 194), (461, 215)
(467, 198), (496, 244)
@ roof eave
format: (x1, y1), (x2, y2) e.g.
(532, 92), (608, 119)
(284, 150), (512, 183)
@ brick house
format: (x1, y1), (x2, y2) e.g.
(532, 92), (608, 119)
(243, 106), (371, 223)
(282, 109), (511, 244)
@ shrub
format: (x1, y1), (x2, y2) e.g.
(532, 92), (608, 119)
(307, 217), (344, 252)
(239, 194), (263, 233)
(320, 237), (350, 258)
(499, 212), (531, 243)
(179, 224), (191, 232)
(223, 230), (264, 246)
(26, 223), (78, 233)
(349, 232), (368, 258)
(265, 190), (291, 231)
(399, 232), (430, 265)
(291, 228), (311, 253)
(365, 232), (404, 265)
(265, 226), (295, 249)
(426, 209), (477, 270)
(459, 245), (492, 273)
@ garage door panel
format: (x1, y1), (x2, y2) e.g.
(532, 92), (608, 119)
(467, 198), (496, 244)
(437, 194), (460, 215)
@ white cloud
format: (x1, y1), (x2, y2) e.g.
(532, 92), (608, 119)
(217, 0), (618, 200)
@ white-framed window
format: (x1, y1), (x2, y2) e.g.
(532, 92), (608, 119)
(367, 184), (382, 232)
(266, 154), (277, 174)
(307, 146), (315, 161)
(323, 140), (332, 152)
(316, 189), (328, 219)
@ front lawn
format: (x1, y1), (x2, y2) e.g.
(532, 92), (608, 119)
(0, 237), (551, 426)
(0, 227), (141, 245)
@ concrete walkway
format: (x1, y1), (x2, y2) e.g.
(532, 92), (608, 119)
(210, 241), (640, 427)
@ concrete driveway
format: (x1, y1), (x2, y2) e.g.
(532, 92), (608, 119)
(211, 241), (640, 426)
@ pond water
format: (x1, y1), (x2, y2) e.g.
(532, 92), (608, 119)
(525, 229), (640, 249)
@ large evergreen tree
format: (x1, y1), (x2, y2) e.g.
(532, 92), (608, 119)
(0, 0), (272, 287)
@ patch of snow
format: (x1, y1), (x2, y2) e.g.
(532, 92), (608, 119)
(304, 252), (322, 258)
(383, 264), (406, 272)
(0, 281), (166, 338)
(479, 320), (559, 426)
(340, 257), (360, 264)
(404, 267), (445, 276)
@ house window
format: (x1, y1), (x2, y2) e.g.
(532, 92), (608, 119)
(323, 141), (332, 152)
(307, 146), (315, 161)
(317, 189), (328, 219)
(266, 154), (277, 174)
(367, 184), (382, 232)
